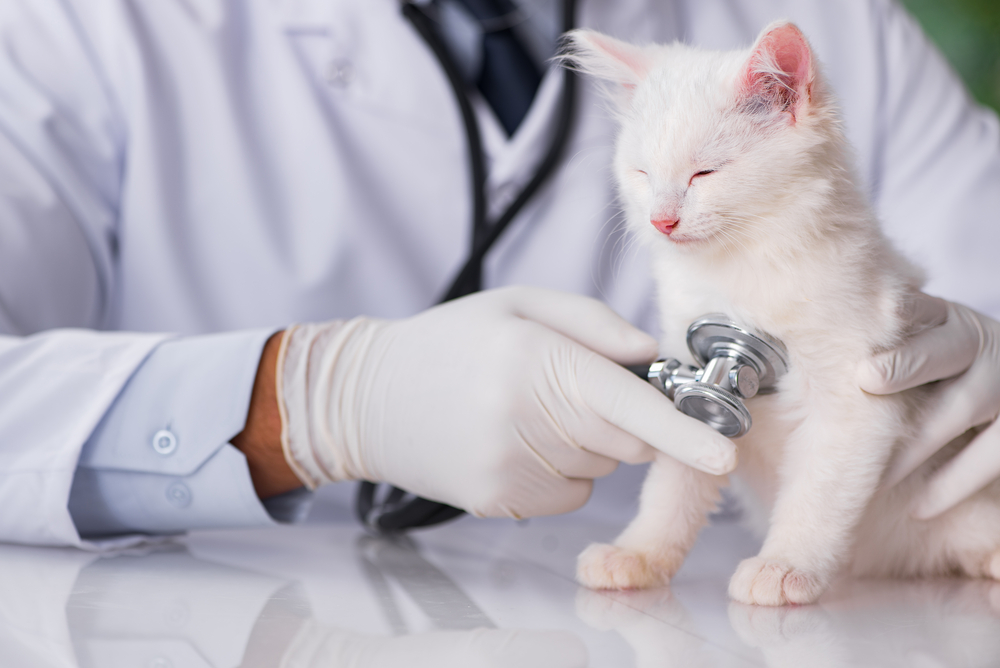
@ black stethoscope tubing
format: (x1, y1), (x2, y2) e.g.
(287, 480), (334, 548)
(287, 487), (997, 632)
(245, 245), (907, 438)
(356, 0), (579, 533)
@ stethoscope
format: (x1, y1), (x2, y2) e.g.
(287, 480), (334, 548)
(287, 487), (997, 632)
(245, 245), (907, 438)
(632, 315), (790, 438)
(357, 0), (789, 534)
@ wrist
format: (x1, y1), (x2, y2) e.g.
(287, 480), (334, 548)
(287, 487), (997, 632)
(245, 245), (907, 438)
(232, 330), (303, 499)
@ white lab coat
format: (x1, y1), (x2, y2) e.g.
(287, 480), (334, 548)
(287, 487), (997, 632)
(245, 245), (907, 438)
(0, 0), (997, 546)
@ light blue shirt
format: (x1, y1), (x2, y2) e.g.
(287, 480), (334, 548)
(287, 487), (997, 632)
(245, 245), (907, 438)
(68, 331), (313, 538)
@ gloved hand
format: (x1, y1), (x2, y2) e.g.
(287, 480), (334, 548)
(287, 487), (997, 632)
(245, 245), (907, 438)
(277, 287), (737, 519)
(857, 293), (1000, 518)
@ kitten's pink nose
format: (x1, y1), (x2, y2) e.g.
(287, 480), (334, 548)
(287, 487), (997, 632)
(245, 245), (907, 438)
(651, 218), (679, 235)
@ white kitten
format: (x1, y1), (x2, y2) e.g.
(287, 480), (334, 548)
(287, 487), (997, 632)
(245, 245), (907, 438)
(565, 22), (1000, 606)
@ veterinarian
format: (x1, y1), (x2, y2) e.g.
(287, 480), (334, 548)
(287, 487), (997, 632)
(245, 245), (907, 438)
(0, 0), (997, 547)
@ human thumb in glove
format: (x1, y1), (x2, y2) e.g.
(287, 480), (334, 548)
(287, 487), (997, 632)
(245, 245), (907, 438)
(276, 287), (738, 520)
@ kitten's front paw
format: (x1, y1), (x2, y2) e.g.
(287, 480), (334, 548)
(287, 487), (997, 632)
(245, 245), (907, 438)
(728, 557), (825, 606)
(576, 543), (680, 590)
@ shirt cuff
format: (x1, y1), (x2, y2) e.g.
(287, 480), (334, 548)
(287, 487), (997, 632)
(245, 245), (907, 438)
(69, 329), (313, 538)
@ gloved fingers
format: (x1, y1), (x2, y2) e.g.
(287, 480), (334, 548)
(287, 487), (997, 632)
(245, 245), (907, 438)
(571, 419), (660, 466)
(882, 338), (1000, 489)
(883, 375), (991, 488)
(906, 292), (950, 331)
(911, 420), (1000, 519)
(541, 392), (659, 467)
(574, 351), (737, 475)
(531, 434), (622, 479)
(497, 286), (659, 365)
(858, 300), (979, 395)
(537, 477), (594, 516)
(485, 477), (594, 519)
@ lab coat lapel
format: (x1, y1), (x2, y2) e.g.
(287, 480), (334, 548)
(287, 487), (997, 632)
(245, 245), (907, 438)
(273, 0), (466, 138)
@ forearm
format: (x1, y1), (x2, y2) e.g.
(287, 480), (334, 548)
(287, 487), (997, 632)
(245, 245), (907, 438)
(231, 330), (303, 499)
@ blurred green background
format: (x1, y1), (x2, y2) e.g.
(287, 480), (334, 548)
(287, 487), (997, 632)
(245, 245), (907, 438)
(901, 0), (1000, 112)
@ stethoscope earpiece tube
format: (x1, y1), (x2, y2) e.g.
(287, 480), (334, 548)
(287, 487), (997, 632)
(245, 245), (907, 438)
(357, 0), (579, 535)
(400, 2), (488, 298)
(435, 4), (579, 302)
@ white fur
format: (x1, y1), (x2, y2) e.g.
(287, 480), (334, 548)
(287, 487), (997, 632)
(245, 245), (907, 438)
(567, 22), (1000, 605)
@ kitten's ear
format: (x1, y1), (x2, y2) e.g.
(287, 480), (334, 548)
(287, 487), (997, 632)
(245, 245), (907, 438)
(559, 29), (652, 102)
(740, 22), (815, 120)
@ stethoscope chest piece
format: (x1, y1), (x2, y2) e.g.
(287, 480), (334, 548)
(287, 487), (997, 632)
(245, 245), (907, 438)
(645, 315), (789, 438)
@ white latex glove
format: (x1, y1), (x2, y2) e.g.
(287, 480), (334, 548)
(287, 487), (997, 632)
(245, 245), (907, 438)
(277, 287), (737, 519)
(858, 293), (1000, 519)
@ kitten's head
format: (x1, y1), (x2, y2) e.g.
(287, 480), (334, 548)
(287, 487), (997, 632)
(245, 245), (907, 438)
(563, 22), (839, 255)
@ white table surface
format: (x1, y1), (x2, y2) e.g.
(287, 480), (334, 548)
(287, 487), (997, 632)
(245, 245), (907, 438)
(4, 465), (1000, 667)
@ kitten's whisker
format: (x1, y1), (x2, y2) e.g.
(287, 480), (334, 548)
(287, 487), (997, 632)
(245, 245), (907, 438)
(593, 212), (624, 298)
(613, 226), (644, 281)
(592, 210), (640, 297)
(717, 223), (761, 256)
(565, 144), (613, 173)
(720, 230), (751, 257)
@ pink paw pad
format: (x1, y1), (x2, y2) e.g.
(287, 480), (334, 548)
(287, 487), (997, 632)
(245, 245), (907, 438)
(729, 556), (824, 606)
(576, 543), (672, 590)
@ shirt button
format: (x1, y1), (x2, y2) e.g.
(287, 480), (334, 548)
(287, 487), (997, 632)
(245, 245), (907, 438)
(152, 429), (178, 456)
(166, 481), (192, 509)
(326, 58), (354, 88)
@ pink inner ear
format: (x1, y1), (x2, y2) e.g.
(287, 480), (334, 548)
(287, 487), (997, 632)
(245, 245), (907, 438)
(741, 23), (814, 115)
(762, 25), (812, 87)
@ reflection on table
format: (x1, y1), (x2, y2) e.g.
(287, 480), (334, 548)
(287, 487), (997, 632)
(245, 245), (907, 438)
(0, 534), (587, 667)
(0, 514), (998, 667)
(577, 576), (1000, 668)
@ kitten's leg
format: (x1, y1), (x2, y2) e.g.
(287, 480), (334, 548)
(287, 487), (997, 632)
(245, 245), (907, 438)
(577, 454), (724, 589)
(729, 396), (895, 606)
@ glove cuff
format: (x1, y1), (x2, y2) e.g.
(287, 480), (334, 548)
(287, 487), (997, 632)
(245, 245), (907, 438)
(277, 318), (377, 489)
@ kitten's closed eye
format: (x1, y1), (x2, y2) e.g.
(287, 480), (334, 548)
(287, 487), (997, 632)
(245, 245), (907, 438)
(689, 169), (717, 186)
